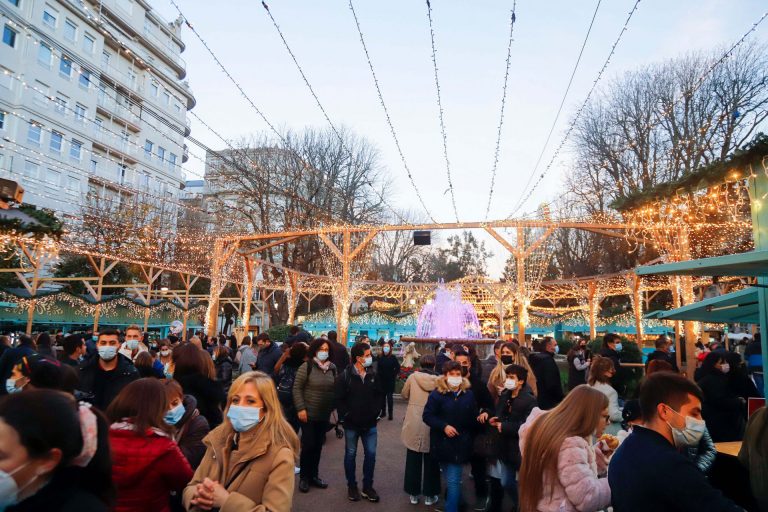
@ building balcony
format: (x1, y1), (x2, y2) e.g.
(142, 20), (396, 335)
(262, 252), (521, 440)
(90, 127), (139, 163)
(96, 94), (141, 130)
(184, 117), (191, 137)
(182, 143), (189, 163)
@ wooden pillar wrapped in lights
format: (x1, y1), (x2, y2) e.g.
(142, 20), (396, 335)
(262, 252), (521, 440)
(671, 276), (683, 371)
(206, 240), (236, 338)
(241, 258), (255, 336)
(86, 256), (119, 333)
(587, 281), (597, 341)
(285, 271), (299, 327)
(630, 273), (644, 345)
(676, 227), (698, 376)
(12, 241), (48, 335)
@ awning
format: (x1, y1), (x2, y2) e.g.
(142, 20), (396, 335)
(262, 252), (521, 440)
(645, 287), (759, 324)
(636, 250), (768, 277)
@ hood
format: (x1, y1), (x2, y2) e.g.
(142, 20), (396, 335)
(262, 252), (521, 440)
(180, 394), (200, 425)
(118, 341), (149, 360)
(411, 371), (438, 392)
(435, 375), (471, 393)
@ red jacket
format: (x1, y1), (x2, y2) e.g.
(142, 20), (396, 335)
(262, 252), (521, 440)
(109, 423), (194, 512)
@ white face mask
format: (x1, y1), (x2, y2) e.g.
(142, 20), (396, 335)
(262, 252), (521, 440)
(316, 351), (329, 362)
(719, 363), (730, 374)
(504, 378), (518, 391)
(446, 376), (463, 388)
(363, 356), (373, 368)
(0, 461), (33, 509)
(665, 407), (707, 448)
(159, 349), (171, 357)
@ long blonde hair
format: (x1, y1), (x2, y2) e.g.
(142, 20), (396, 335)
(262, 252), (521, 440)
(518, 385), (608, 512)
(488, 343), (537, 397)
(225, 372), (300, 456)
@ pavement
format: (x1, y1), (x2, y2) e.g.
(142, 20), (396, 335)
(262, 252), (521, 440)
(292, 396), (485, 512)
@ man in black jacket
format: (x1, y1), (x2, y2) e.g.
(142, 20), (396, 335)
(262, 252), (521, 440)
(336, 342), (383, 503)
(645, 335), (680, 372)
(253, 333), (281, 377)
(609, 372), (741, 511)
(528, 337), (564, 410)
(77, 329), (139, 410)
(327, 330), (350, 372)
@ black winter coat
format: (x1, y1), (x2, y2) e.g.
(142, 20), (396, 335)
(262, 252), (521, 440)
(495, 388), (536, 468)
(377, 353), (401, 392)
(468, 372), (494, 413)
(175, 373), (226, 428)
(645, 349), (679, 372)
(254, 342), (282, 376)
(76, 354), (139, 411)
(335, 365), (383, 430)
(528, 351), (564, 410)
(214, 354), (234, 391)
(697, 372), (746, 442)
(599, 347), (621, 374)
(329, 340), (350, 372)
(6, 470), (109, 512)
(422, 378), (479, 464)
(175, 394), (210, 469)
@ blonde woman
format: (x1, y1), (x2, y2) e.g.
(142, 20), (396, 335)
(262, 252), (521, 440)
(588, 356), (623, 426)
(487, 342), (537, 403)
(183, 371), (300, 511)
(518, 385), (613, 512)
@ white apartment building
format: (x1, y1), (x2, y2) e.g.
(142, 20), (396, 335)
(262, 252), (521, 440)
(0, 0), (194, 216)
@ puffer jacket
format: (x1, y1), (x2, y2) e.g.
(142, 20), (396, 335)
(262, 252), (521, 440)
(174, 394), (210, 470)
(401, 370), (438, 453)
(109, 422), (193, 512)
(496, 388), (537, 469)
(293, 360), (337, 421)
(422, 376), (478, 464)
(519, 408), (610, 512)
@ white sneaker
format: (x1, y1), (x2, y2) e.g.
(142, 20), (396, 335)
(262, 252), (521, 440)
(425, 495), (439, 506)
(294, 466), (300, 475)
(409, 495), (420, 505)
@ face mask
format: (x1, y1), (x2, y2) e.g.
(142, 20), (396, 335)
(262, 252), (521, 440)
(666, 407), (706, 448)
(227, 404), (262, 432)
(160, 349), (171, 357)
(97, 346), (117, 361)
(0, 462), (31, 509)
(504, 378), (518, 391)
(149, 343), (158, 350)
(164, 402), (185, 426)
(91, 335), (99, 342)
(460, 366), (469, 377)
(383, 346), (390, 354)
(446, 376), (463, 388)
(363, 356), (373, 368)
(615, 343), (623, 352)
(126, 340), (139, 351)
(554, 345), (560, 354)
(720, 364), (730, 374)
(5, 378), (21, 394)
(500, 355), (514, 365)
(316, 351), (329, 362)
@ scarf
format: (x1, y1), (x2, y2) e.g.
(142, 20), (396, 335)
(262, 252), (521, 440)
(313, 358), (332, 373)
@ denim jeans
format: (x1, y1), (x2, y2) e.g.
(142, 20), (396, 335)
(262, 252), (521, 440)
(344, 427), (377, 489)
(440, 463), (463, 512)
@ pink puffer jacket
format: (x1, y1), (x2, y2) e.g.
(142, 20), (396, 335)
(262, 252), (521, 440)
(519, 408), (611, 512)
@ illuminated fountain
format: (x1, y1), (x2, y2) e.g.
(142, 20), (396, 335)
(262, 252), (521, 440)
(416, 283), (482, 339)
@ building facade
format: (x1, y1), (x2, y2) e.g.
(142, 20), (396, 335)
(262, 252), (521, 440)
(0, 0), (194, 215)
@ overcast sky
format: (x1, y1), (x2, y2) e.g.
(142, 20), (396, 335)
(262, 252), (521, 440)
(156, 0), (767, 277)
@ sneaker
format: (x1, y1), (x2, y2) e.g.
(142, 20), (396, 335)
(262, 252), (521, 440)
(298, 478), (309, 493)
(348, 485), (361, 502)
(310, 477), (328, 489)
(361, 487), (380, 503)
(410, 495), (420, 505)
(425, 495), (439, 506)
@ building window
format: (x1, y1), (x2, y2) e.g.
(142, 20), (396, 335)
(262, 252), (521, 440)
(70, 139), (82, 160)
(38, 43), (52, 68)
(54, 95), (67, 114)
(79, 69), (91, 89)
(157, 146), (165, 162)
(101, 51), (110, 69)
(150, 82), (158, 97)
(49, 131), (63, 154)
(128, 71), (136, 89)
(42, 9), (57, 29)
(89, 159), (97, 173)
(45, 168), (60, 186)
(162, 91), (170, 106)
(64, 19), (77, 42)
(169, 153), (177, 170)
(2, 25), (17, 48)
(174, 103), (182, 115)
(0, 111), (5, 130)
(66, 175), (79, 192)
(6, 0), (20, 7)
(117, 163), (127, 184)
(59, 56), (72, 79)
(140, 173), (149, 189)
(74, 104), (86, 123)
(27, 122), (41, 146)
(0, 67), (12, 90)
(144, 140), (153, 159)
(82, 33), (95, 54)
(24, 161), (39, 178)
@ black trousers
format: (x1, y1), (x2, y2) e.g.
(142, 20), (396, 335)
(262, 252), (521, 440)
(299, 419), (328, 479)
(470, 454), (489, 499)
(381, 391), (394, 419)
(403, 449), (441, 497)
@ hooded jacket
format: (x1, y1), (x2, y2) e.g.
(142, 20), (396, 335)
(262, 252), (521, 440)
(77, 354), (139, 411)
(118, 341), (149, 362)
(401, 370), (438, 453)
(173, 394), (211, 470)
(335, 364), (383, 430)
(422, 376), (478, 464)
(495, 387), (537, 468)
(254, 343), (282, 376)
(182, 421), (297, 512)
(109, 422), (193, 512)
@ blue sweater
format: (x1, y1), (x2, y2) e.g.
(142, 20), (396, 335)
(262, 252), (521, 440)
(608, 426), (741, 511)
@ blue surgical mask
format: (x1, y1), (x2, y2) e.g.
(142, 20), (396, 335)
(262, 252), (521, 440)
(615, 343), (623, 352)
(97, 346), (117, 361)
(164, 402), (185, 426)
(666, 407), (706, 448)
(0, 462), (32, 509)
(5, 378), (21, 394)
(126, 340), (139, 351)
(316, 351), (329, 362)
(227, 404), (262, 432)
(92, 335), (99, 342)
(363, 356), (373, 367)
(554, 345), (560, 354)
(383, 346), (391, 354)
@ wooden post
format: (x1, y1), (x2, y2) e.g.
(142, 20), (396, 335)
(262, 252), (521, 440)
(497, 303), (505, 338)
(242, 259), (255, 336)
(515, 227), (526, 343)
(24, 243), (44, 335)
(632, 274), (644, 346)
(286, 272), (298, 327)
(339, 231), (351, 345)
(587, 281), (597, 341)
(672, 277), (683, 372)
(676, 228), (698, 377)
(92, 258), (106, 332)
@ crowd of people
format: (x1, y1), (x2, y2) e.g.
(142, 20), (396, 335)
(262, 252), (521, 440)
(0, 326), (764, 511)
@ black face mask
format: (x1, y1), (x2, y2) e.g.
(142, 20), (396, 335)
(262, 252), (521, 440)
(501, 355), (514, 365)
(460, 366), (469, 377)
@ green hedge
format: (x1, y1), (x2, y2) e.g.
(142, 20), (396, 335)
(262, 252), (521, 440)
(266, 324), (291, 343)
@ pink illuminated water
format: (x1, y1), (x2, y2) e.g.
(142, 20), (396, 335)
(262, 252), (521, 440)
(416, 284), (482, 339)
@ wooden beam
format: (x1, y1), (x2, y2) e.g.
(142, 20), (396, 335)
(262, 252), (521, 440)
(318, 233), (343, 261)
(14, 272), (32, 295)
(349, 230), (380, 260)
(523, 227), (554, 258)
(484, 227), (519, 255)
(237, 235), (303, 256)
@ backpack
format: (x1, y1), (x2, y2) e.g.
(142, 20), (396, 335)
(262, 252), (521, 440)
(277, 365), (299, 407)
